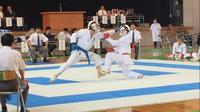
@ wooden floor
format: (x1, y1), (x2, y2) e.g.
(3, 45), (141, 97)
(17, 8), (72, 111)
(98, 100), (200, 112)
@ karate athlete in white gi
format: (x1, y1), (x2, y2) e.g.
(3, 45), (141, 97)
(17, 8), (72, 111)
(170, 36), (186, 60)
(150, 19), (162, 48)
(102, 25), (144, 79)
(49, 21), (114, 83)
(169, 36), (200, 60)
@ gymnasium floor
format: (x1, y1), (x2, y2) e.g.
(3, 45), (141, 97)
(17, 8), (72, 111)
(5, 59), (200, 112)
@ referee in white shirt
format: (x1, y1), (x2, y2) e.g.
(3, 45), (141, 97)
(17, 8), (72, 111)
(130, 22), (142, 60)
(28, 27), (49, 63)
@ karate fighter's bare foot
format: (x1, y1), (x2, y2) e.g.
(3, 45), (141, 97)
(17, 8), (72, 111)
(97, 71), (107, 78)
(101, 70), (107, 75)
(138, 74), (144, 79)
(49, 74), (58, 83)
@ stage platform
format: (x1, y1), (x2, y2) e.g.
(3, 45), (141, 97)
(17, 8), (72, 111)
(4, 59), (200, 112)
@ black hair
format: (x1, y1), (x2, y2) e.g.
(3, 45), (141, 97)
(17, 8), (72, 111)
(89, 21), (97, 31)
(89, 22), (101, 32)
(35, 27), (41, 30)
(45, 26), (51, 30)
(69, 28), (77, 34)
(131, 22), (138, 27)
(176, 36), (183, 41)
(63, 28), (68, 32)
(1, 33), (14, 46)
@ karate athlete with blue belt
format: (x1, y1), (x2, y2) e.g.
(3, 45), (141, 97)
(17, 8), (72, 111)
(49, 21), (115, 83)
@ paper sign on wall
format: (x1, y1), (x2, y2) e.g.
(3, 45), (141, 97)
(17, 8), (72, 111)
(6, 17), (12, 27)
(110, 16), (116, 24)
(17, 17), (23, 27)
(120, 15), (126, 24)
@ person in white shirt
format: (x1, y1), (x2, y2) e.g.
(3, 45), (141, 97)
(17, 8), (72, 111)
(57, 28), (71, 40)
(130, 22), (142, 60)
(169, 36), (200, 61)
(49, 21), (114, 83)
(0, 6), (4, 18)
(102, 24), (144, 79)
(28, 27), (49, 63)
(0, 33), (29, 112)
(169, 36), (186, 60)
(150, 19), (162, 48)
(56, 28), (72, 56)
(97, 5), (108, 16)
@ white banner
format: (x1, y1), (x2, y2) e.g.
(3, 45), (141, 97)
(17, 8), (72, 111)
(6, 17), (12, 27)
(110, 16), (116, 24)
(59, 40), (66, 51)
(21, 42), (29, 53)
(92, 16), (98, 23)
(120, 15), (126, 24)
(17, 17), (23, 27)
(102, 16), (108, 24)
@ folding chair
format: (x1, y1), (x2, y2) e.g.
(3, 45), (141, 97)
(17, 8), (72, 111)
(0, 71), (27, 112)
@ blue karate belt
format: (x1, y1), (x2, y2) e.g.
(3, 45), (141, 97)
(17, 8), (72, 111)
(71, 43), (91, 64)
(7, 95), (12, 101)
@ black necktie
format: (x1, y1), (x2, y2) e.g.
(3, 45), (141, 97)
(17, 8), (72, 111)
(37, 34), (40, 46)
(132, 31), (135, 43)
(131, 31), (135, 48)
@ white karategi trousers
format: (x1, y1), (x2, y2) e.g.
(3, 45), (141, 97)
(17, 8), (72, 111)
(57, 50), (102, 76)
(104, 52), (140, 78)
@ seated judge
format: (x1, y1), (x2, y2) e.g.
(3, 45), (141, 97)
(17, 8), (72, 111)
(0, 33), (29, 112)
(56, 28), (71, 56)
(56, 28), (71, 41)
(44, 26), (57, 57)
(28, 27), (50, 63)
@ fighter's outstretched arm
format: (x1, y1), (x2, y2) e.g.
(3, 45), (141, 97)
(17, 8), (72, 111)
(96, 29), (116, 39)
(103, 29), (116, 36)
(105, 35), (129, 47)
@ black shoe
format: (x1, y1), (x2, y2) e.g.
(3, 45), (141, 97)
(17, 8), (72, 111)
(32, 59), (37, 63)
(48, 52), (52, 57)
(49, 53), (52, 57)
(153, 42), (157, 49)
(160, 44), (162, 48)
(43, 58), (50, 62)
(2, 106), (7, 112)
